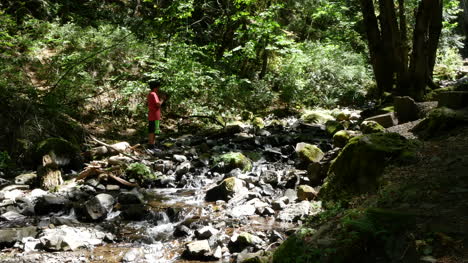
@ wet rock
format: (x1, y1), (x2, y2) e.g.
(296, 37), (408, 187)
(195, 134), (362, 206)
(272, 198), (287, 211)
(121, 204), (146, 221)
(35, 195), (71, 215)
(360, 120), (386, 134)
(297, 185), (317, 201)
(14, 172), (37, 186)
(236, 250), (267, 263)
(214, 152), (252, 173)
(182, 240), (212, 260)
(174, 224), (192, 238)
(1, 211), (26, 221)
(205, 177), (248, 202)
(228, 232), (262, 253)
(0, 226), (37, 248)
(196, 226), (219, 239)
(256, 206), (275, 216)
(175, 161), (191, 176)
(118, 190), (144, 205)
(75, 193), (114, 221)
(39, 225), (107, 251)
(260, 184), (275, 196)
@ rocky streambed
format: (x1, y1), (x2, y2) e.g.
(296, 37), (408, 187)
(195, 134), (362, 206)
(0, 111), (361, 263)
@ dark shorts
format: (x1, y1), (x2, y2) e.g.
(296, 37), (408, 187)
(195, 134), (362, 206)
(148, 120), (161, 134)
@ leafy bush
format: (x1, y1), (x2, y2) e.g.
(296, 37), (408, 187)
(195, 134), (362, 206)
(272, 42), (372, 108)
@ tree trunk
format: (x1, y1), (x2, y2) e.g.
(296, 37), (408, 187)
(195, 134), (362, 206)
(360, 0), (394, 98)
(409, 0), (443, 101)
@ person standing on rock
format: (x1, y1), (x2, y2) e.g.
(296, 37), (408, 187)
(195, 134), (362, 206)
(147, 79), (164, 149)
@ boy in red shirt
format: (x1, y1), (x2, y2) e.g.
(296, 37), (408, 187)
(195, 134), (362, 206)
(147, 80), (164, 148)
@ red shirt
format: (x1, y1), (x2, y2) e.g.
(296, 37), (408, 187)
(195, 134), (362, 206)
(147, 91), (161, 121)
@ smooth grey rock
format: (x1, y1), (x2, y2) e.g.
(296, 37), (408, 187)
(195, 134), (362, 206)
(182, 240), (212, 260)
(39, 226), (107, 251)
(174, 224), (192, 238)
(76, 193), (114, 221)
(1, 211), (26, 221)
(122, 248), (144, 262)
(228, 232), (262, 253)
(229, 204), (256, 218)
(283, 189), (298, 203)
(14, 172), (37, 185)
(175, 161), (191, 176)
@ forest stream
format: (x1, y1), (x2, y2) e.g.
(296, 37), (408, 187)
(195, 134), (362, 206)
(0, 114), (340, 263)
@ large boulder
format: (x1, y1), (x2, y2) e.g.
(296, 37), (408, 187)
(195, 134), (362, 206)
(214, 152), (252, 173)
(295, 143), (324, 164)
(332, 130), (360, 148)
(360, 120), (385, 134)
(320, 133), (418, 200)
(437, 91), (468, 109)
(411, 107), (468, 139)
(182, 240), (212, 260)
(205, 177), (248, 202)
(75, 193), (115, 221)
(394, 96), (419, 123)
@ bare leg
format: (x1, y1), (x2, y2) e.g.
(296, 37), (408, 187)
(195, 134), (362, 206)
(148, 133), (155, 145)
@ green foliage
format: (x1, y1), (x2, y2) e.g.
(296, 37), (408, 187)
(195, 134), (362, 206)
(0, 151), (13, 171)
(272, 42), (372, 107)
(125, 163), (156, 184)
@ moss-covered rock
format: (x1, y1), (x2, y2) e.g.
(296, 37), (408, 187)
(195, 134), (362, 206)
(125, 163), (157, 185)
(252, 117), (265, 129)
(320, 133), (418, 200)
(214, 152), (252, 172)
(333, 130), (360, 148)
(301, 110), (335, 125)
(34, 138), (81, 169)
(205, 177), (247, 201)
(360, 120), (385, 134)
(295, 143), (324, 164)
(325, 120), (344, 135)
(410, 107), (468, 139)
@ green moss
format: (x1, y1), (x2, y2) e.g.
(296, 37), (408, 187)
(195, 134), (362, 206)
(320, 133), (417, 200)
(252, 117), (265, 129)
(411, 107), (468, 139)
(296, 143), (324, 163)
(215, 152), (252, 172)
(325, 120), (344, 135)
(333, 130), (357, 148)
(360, 120), (385, 134)
(301, 110), (335, 125)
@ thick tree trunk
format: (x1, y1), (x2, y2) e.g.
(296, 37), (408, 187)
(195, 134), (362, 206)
(360, 0), (394, 98)
(409, 0), (443, 101)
